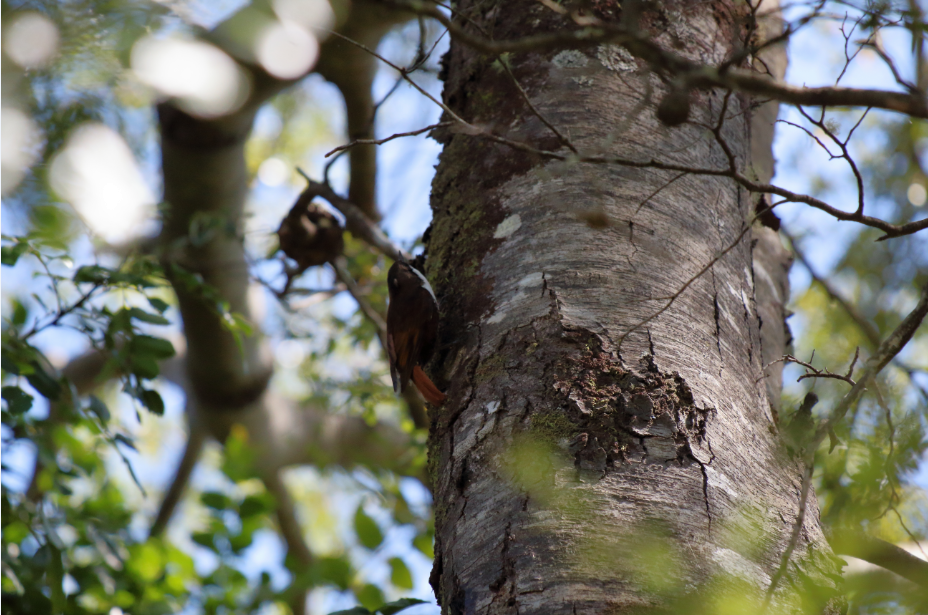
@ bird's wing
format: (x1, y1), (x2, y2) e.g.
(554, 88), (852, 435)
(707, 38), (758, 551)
(387, 330), (400, 394)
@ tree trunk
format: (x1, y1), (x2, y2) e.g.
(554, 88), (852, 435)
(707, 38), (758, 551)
(425, 2), (840, 613)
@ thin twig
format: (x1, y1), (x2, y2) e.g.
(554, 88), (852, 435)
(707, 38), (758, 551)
(22, 283), (105, 341)
(796, 106), (867, 216)
(325, 122), (452, 157)
(769, 350), (859, 385)
(392, 0), (928, 118)
(815, 284), (928, 442)
(634, 172), (687, 214)
(763, 285), (928, 606)
(616, 210), (757, 349)
(498, 59), (577, 153)
(331, 257), (388, 347)
(323, 24), (928, 239)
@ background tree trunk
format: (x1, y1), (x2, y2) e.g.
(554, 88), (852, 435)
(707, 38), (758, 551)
(426, 2), (841, 612)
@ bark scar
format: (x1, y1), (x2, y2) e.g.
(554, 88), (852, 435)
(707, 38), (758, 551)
(489, 521), (518, 608)
(699, 461), (713, 533)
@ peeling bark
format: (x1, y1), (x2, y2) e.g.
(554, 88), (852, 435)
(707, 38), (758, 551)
(425, 2), (840, 613)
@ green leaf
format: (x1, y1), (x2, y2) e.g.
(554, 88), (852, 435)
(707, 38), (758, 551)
(221, 426), (257, 481)
(239, 492), (276, 518)
(378, 598), (428, 615)
(147, 297), (170, 313)
(1, 241), (29, 266)
(87, 395), (110, 422)
(73, 264), (112, 284)
(2, 386), (33, 415)
(130, 355), (160, 379)
(229, 516), (261, 553)
(129, 335), (176, 360)
(413, 532), (434, 559)
(140, 389), (165, 415)
(1, 354), (22, 376)
(127, 542), (164, 583)
(25, 362), (61, 401)
(356, 584), (384, 611)
(3, 521), (29, 543)
(224, 312), (254, 337)
(11, 299), (28, 326)
(312, 556), (351, 590)
(388, 557), (413, 590)
(192, 532), (215, 549)
(228, 531), (254, 554)
(127, 307), (170, 325)
(201, 492), (230, 510)
(328, 609), (372, 615)
(354, 506), (383, 550)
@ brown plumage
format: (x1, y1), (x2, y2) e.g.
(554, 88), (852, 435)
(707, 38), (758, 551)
(386, 260), (446, 406)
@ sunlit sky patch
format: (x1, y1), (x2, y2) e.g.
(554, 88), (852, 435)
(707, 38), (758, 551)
(49, 122), (158, 242)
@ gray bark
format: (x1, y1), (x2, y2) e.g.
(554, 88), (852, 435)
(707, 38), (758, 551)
(425, 2), (839, 613)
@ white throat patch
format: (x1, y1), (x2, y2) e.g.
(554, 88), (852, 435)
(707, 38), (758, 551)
(410, 266), (437, 303)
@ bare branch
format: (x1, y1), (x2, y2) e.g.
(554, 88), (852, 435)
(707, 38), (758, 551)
(815, 284), (928, 442)
(320, 23), (928, 239)
(325, 121), (453, 157)
(770, 350), (859, 385)
(796, 106), (867, 216)
(498, 58), (577, 153)
(395, 0), (928, 119)
(262, 469), (311, 615)
(617, 209), (757, 349)
(149, 424), (206, 537)
(829, 529), (928, 587)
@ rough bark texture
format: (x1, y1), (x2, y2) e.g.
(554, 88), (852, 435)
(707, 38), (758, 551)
(425, 2), (839, 613)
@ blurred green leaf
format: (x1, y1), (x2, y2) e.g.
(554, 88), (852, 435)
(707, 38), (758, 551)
(413, 532), (434, 559)
(354, 506), (383, 550)
(25, 362), (61, 400)
(147, 297), (170, 314)
(379, 598), (428, 615)
(192, 532), (216, 549)
(87, 395), (110, 422)
(356, 584), (385, 611)
(201, 492), (230, 510)
(126, 307), (170, 325)
(1, 240), (30, 267)
(239, 492), (276, 518)
(311, 556), (352, 590)
(73, 264), (112, 285)
(127, 542), (164, 583)
(129, 335), (176, 360)
(140, 388), (165, 415)
(2, 386), (33, 415)
(130, 355), (160, 379)
(388, 557), (413, 590)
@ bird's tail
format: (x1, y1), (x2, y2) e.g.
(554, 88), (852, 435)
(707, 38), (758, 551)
(412, 366), (446, 406)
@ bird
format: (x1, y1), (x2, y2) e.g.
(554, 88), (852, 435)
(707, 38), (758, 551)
(386, 259), (446, 406)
